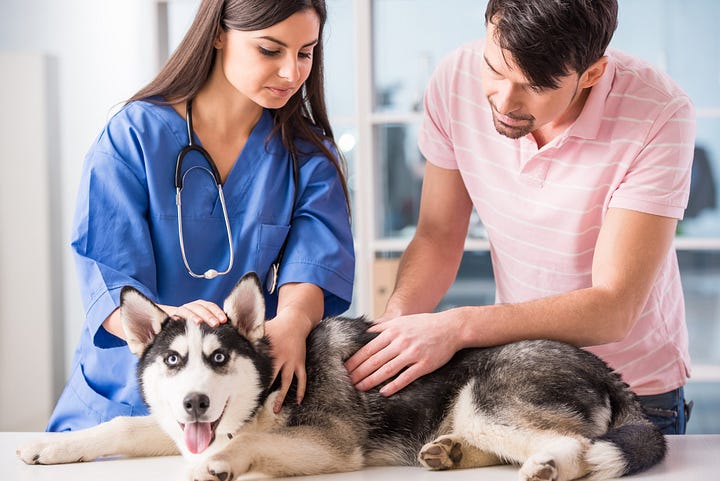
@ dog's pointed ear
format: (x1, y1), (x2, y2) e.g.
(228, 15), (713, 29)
(120, 287), (168, 355)
(223, 272), (266, 342)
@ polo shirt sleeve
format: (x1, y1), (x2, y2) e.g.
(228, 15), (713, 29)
(608, 96), (696, 219)
(418, 48), (461, 170)
(71, 129), (158, 349)
(277, 148), (355, 317)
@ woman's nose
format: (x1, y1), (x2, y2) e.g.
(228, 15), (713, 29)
(278, 55), (300, 82)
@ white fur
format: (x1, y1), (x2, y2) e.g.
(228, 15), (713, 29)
(450, 385), (590, 481)
(141, 322), (264, 460)
(584, 440), (627, 481)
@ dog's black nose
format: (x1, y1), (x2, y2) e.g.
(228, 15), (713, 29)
(183, 392), (210, 418)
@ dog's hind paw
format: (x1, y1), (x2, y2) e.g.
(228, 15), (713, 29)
(419, 435), (464, 470)
(519, 455), (558, 481)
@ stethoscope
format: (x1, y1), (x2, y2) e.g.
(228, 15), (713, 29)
(175, 99), (297, 293)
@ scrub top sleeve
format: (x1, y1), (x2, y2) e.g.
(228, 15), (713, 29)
(278, 153), (355, 316)
(71, 146), (159, 348)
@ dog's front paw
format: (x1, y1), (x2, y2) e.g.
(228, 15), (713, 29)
(190, 453), (249, 481)
(419, 435), (464, 470)
(17, 436), (86, 465)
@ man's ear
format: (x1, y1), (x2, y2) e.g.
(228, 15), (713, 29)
(580, 56), (608, 89)
(223, 272), (266, 343)
(120, 287), (168, 355)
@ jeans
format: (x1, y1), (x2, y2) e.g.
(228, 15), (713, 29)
(637, 387), (693, 434)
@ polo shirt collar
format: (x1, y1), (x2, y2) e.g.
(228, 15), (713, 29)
(568, 51), (616, 140)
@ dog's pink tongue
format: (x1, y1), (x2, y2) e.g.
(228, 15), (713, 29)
(184, 422), (213, 454)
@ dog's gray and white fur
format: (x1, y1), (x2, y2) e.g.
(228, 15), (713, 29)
(18, 272), (666, 481)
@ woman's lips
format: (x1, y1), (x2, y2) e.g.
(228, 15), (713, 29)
(267, 86), (295, 98)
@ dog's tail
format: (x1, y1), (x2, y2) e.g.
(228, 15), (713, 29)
(585, 423), (666, 480)
(584, 387), (667, 480)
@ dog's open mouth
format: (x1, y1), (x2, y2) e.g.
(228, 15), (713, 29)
(179, 404), (226, 454)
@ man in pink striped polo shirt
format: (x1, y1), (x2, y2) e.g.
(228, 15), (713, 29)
(346, 0), (695, 434)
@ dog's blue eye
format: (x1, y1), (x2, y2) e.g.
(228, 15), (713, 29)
(164, 352), (181, 367)
(211, 351), (227, 365)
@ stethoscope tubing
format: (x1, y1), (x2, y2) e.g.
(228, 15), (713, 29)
(174, 98), (297, 290)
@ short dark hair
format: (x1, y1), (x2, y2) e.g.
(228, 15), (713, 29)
(485, 0), (618, 89)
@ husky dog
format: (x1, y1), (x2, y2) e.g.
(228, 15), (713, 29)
(18, 272), (665, 481)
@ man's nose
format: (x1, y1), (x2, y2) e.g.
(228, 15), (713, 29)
(492, 82), (523, 115)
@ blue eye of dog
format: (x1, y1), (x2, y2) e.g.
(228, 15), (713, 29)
(210, 351), (227, 365)
(164, 352), (181, 367)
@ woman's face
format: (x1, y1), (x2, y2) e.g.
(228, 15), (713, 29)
(215, 9), (320, 109)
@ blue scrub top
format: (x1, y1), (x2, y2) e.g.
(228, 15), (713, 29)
(47, 100), (355, 431)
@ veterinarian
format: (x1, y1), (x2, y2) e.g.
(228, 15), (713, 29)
(48, 0), (354, 432)
(346, 0), (694, 435)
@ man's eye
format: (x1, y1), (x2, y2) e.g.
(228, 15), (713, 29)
(529, 85), (545, 93)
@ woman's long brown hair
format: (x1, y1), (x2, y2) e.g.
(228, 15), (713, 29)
(127, 0), (350, 212)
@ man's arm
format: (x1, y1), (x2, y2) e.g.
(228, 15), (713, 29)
(347, 200), (677, 395)
(383, 162), (474, 318)
(345, 162), (472, 390)
(452, 207), (678, 348)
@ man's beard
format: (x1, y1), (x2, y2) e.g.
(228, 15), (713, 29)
(489, 100), (535, 139)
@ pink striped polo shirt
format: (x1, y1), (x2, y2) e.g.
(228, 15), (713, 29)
(418, 41), (696, 395)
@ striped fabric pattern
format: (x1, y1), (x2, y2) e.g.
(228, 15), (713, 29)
(418, 41), (695, 395)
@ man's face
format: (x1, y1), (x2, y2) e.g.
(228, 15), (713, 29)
(481, 22), (583, 139)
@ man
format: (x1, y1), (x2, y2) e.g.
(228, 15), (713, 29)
(346, 0), (695, 434)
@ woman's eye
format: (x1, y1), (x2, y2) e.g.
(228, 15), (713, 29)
(259, 46), (279, 57)
(299, 51), (312, 60)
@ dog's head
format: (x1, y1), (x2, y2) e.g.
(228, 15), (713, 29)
(119, 272), (273, 457)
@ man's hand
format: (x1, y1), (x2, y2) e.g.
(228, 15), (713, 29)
(345, 311), (461, 396)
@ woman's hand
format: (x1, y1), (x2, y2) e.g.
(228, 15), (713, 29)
(168, 300), (227, 327)
(102, 298), (227, 341)
(264, 308), (313, 413)
(266, 282), (324, 413)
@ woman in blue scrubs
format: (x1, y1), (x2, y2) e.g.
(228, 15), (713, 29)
(48, 0), (354, 431)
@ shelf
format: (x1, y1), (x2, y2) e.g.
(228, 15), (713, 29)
(371, 236), (491, 253)
(690, 365), (720, 382)
(371, 236), (720, 254)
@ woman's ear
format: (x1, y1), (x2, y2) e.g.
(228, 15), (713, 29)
(214, 28), (225, 49)
(580, 56), (608, 89)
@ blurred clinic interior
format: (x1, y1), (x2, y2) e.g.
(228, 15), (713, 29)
(1, 0), (719, 434)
